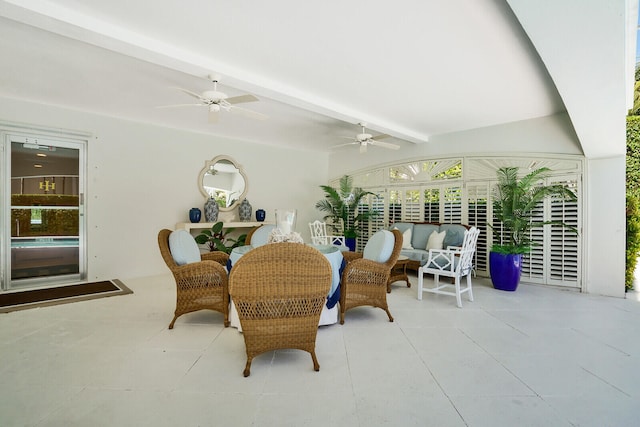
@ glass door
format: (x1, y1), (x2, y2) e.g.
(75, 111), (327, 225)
(2, 134), (85, 290)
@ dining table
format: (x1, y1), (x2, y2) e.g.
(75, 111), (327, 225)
(227, 243), (345, 331)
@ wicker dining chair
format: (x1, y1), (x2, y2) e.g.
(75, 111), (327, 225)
(158, 229), (230, 329)
(339, 229), (402, 324)
(229, 243), (332, 377)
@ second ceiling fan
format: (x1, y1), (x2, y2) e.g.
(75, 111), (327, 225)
(334, 123), (400, 153)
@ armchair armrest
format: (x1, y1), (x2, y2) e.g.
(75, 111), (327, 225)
(342, 257), (392, 285)
(424, 248), (459, 273)
(341, 251), (363, 263)
(173, 260), (229, 288)
(201, 251), (230, 266)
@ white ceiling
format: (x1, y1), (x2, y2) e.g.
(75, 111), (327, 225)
(0, 0), (634, 155)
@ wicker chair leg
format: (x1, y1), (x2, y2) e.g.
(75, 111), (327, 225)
(168, 315), (178, 329)
(243, 358), (253, 377)
(311, 351), (320, 372)
(384, 307), (394, 322)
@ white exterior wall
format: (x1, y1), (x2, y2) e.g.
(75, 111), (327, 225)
(0, 97), (329, 282)
(585, 156), (626, 297)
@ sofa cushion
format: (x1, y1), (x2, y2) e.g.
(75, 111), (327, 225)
(392, 226), (413, 249)
(363, 230), (395, 263)
(440, 224), (467, 248)
(412, 224), (440, 249)
(426, 230), (446, 250)
(390, 222), (414, 235)
(169, 230), (201, 265)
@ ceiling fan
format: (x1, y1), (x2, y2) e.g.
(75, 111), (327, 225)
(333, 123), (400, 153)
(158, 75), (268, 123)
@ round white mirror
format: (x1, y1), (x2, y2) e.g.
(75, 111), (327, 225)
(198, 155), (248, 211)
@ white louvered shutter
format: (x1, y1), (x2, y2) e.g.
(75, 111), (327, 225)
(403, 189), (421, 222)
(443, 185), (462, 223)
(423, 187), (440, 222)
(547, 177), (580, 287)
(466, 183), (490, 275)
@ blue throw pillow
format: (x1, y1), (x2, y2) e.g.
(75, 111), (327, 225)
(440, 224), (466, 248)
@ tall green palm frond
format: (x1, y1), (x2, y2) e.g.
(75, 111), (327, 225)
(491, 166), (577, 253)
(315, 175), (379, 238)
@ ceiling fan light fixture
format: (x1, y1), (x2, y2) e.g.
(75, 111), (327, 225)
(209, 104), (221, 113)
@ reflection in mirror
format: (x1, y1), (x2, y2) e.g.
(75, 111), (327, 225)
(198, 155), (248, 211)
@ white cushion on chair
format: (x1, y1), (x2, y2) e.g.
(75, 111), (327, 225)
(169, 230), (201, 265)
(251, 224), (276, 247)
(426, 230), (446, 250)
(363, 230), (395, 263)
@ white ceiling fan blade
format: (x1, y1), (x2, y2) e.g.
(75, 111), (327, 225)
(331, 142), (358, 149)
(340, 136), (357, 141)
(227, 94), (259, 104)
(155, 103), (203, 108)
(370, 140), (400, 150)
(171, 87), (205, 100)
(229, 105), (268, 120)
(373, 133), (391, 140)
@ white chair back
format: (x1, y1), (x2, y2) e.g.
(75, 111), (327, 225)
(457, 227), (480, 276)
(309, 220), (329, 245)
(308, 220), (347, 247)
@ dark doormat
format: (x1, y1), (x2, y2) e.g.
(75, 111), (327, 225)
(0, 279), (133, 313)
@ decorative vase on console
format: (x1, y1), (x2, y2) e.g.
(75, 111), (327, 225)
(204, 197), (219, 222)
(255, 209), (266, 222)
(238, 199), (252, 222)
(189, 207), (201, 223)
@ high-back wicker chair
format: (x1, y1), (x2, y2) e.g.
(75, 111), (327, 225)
(229, 243), (332, 377)
(339, 229), (403, 324)
(158, 229), (230, 329)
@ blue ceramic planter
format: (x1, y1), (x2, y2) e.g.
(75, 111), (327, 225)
(489, 252), (522, 291)
(345, 237), (356, 252)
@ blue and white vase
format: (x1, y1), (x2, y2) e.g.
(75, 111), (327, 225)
(239, 199), (252, 221)
(204, 198), (219, 222)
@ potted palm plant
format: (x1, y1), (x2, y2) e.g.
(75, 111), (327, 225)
(315, 175), (379, 251)
(489, 166), (577, 291)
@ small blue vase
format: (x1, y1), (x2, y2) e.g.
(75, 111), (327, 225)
(256, 209), (266, 222)
(189, 208), (202, 223)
